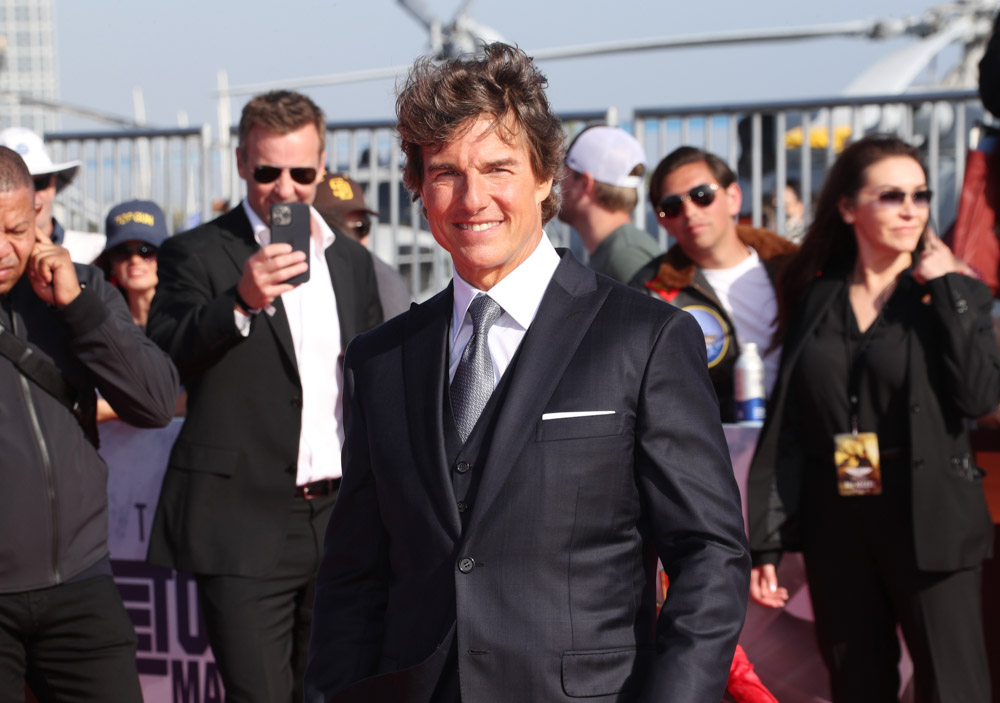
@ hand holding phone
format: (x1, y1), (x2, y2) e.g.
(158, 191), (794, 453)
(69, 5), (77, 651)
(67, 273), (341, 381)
(270, 202), (311, 286)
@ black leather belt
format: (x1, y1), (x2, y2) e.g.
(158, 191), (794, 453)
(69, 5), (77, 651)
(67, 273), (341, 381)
(295, 477), (341, 500)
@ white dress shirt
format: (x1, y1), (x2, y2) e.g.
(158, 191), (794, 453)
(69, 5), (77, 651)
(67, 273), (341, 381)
(242, 200), (344, 484)
(449, 233), (561, 386)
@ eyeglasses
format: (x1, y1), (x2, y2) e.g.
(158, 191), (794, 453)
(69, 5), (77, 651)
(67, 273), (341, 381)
(32, 174), (54, 192)
(658, 183), (721, 219)
(109, 242), (158, 263)
(252, 165), (318, 185)
(861, 188), (932, 208)
(348, 217), (371, 238)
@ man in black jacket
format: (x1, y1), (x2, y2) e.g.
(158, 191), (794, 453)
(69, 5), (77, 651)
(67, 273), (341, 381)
(147, 90), (383, 703)
(0, 145), (178, 700)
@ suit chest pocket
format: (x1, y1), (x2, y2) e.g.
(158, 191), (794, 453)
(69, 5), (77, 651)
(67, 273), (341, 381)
(536, 412), (623, 442)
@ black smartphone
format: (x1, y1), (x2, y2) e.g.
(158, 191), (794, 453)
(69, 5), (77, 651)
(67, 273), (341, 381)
(270, 202), (311, 285)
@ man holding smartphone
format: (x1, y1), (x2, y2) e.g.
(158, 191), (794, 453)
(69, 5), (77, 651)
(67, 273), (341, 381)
(146, 90), (383, 703)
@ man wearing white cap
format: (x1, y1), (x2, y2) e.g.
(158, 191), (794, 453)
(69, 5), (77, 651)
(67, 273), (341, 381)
(0, 127), (106, 264)
(558, 125), (660, 283)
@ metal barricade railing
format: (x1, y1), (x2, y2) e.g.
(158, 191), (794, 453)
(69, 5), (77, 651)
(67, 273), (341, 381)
(43, 91), (985, 298)
(45, 126), (212, 236)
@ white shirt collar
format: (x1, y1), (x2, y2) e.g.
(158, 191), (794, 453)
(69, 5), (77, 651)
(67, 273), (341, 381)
(451, 232), (560, 340)
(240, 198), (336, 250)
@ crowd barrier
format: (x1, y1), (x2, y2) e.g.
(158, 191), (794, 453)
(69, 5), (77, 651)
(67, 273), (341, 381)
(100, 420), (911, 702)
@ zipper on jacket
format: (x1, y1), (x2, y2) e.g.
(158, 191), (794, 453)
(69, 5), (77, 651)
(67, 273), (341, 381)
(12, 312), (61, 585)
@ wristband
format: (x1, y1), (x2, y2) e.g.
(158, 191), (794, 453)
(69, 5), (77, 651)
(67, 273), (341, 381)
(234, 289), (261, 316)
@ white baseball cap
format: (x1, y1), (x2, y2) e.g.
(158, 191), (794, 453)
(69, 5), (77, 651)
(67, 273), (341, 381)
(0, 127), (80, 192)
(565, 126), (646, 189)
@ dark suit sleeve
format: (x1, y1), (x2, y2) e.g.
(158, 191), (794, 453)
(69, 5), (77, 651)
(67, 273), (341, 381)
(147, 231), (248, 383)
(925, 273), (1000, 416)
(61, 267), (178, 427)
(633, 309), (751, 703)
(981, 13), (1000, 116)
(305, 345), (389, 702)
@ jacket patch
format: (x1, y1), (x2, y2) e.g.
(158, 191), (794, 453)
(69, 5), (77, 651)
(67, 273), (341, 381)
(682, 305), (730, 368)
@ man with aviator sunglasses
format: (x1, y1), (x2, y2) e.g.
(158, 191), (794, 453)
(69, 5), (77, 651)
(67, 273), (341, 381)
(631, 146), (797, 422)
(146, 90), (382, 703)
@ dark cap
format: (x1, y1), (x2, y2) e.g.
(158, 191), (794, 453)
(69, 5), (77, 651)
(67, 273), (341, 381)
(313, 173), (377, 232)
(102, 199), (169, 250)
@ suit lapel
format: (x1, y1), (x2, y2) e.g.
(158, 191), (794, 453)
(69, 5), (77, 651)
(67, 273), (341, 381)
(404, 285), (462, 539)
(325, 235), (355, 347)
(220, 208), (298, 375)
(465, 252), (608, 537)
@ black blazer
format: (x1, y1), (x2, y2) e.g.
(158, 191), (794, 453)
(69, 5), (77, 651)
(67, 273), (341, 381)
(748, 272), (1000, 571)
(146, 206), (383, 577)
(305, 251), (750, 703)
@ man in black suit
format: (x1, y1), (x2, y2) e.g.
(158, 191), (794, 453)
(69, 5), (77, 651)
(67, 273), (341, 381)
(305, 44), (749, 703)
(147, 90), (382, 702)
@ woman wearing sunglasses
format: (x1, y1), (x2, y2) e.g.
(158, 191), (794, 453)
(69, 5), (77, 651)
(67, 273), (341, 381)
(94, 200), (179, 422)
(747, 134), (1000, 701)
(95, 199), (168, 329)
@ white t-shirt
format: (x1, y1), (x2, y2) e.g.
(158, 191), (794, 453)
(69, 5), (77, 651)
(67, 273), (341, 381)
(701, 247), (780, 396)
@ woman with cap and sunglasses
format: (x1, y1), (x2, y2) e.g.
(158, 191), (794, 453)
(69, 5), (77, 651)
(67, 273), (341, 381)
(747, 134), (1000, 701)
(95, 200), (182, 423)
(95, 199), (168, 329)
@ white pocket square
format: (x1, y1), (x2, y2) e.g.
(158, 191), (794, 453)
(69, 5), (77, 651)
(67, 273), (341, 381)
(541, 411), (615, 420)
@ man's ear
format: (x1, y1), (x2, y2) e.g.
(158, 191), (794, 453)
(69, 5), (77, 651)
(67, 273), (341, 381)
(725, 181), (743, 218)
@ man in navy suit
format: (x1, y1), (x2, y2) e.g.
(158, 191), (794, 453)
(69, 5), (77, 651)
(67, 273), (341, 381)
(305, 45), (749, 703)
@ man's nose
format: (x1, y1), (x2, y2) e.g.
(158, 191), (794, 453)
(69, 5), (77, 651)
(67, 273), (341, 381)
(273, 170), (297, 201)
(458, 174), (488, 212)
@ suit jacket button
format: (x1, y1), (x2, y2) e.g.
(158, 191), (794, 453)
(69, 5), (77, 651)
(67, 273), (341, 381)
(457, 500), (468, 512)
(913, 458), (925, 470)
(456, 461), (471, 474)
(291, 397), (303, 409)
(458, 557), (475, 573)
(911, 403), (920, 413)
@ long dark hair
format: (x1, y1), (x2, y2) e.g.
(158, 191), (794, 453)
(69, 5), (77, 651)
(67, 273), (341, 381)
(772, 134), (925, 345)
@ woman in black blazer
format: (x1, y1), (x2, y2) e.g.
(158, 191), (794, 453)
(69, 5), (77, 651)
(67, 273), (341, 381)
(747, 135), (1000, 702)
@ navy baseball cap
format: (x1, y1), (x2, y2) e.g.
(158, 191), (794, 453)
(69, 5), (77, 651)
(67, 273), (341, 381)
(103, 199), (169, 251)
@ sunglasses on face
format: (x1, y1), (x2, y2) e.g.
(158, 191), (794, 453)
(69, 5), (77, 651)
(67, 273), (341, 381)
(348, 217), (372, 238)
(109, 242), (158, 263)
(33, 175), (54, 192)
(252, 165), (318, 185)
(861, 188), (932, 208)
(658, 183), (721, 219)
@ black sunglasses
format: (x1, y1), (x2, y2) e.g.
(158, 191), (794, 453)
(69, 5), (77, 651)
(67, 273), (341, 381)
(658, 183), (721, 219)
(863, 188), (933, 207)
(32, 174), (54, 192)
(348, 217), (372, 238)
(109, 242), (158, 262)
(252, 165), (318, 185)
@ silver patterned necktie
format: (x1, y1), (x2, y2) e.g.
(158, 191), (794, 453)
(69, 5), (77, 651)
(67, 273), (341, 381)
(451, 294), (504, 442)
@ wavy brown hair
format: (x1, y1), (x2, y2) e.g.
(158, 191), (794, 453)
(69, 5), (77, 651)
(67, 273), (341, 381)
(395, 43), (565, 224)
(772, 134), (925, 346)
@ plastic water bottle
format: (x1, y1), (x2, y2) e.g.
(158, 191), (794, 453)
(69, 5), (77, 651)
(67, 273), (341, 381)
(734, 342), (766, 424)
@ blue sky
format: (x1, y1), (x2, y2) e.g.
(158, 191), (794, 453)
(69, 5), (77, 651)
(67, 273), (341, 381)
(56, 0), (979, 130)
